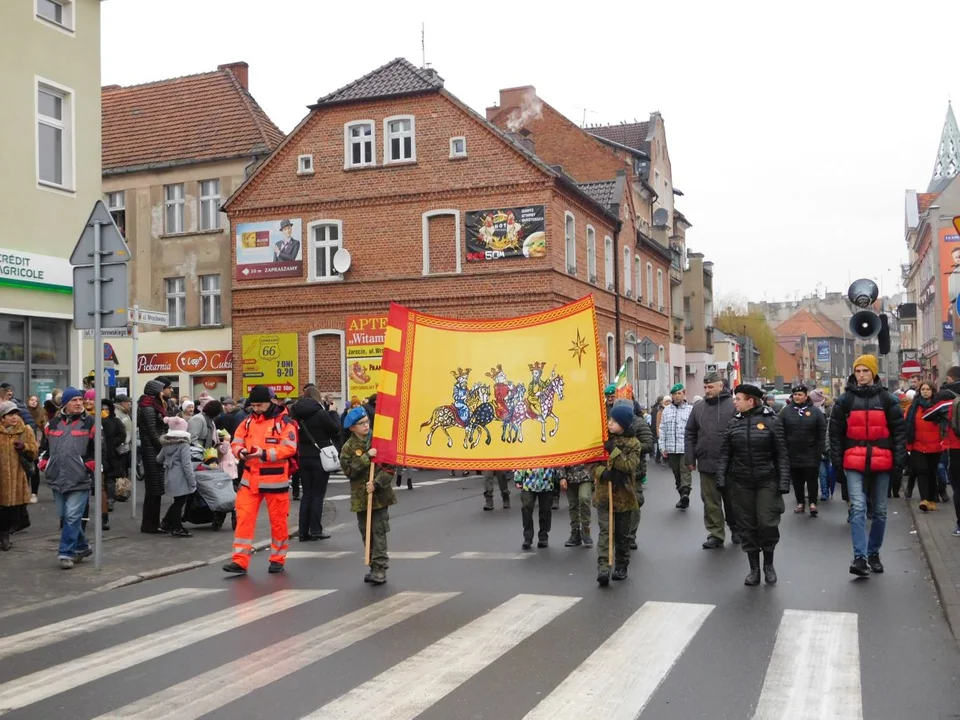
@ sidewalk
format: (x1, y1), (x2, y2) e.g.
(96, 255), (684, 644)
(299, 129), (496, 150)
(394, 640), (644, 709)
(906, 496), (960, 645)
(0, 483), (333, 617)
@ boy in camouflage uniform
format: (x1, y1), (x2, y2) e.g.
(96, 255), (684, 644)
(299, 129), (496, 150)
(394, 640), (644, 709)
(340, 406), (397, 585)
(560, 464), (594, 547)
(594, 403), (642, 586)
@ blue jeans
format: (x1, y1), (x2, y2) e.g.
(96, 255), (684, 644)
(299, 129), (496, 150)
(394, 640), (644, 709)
(845, 470), (889, 559)
(818, 460), (830, 498)
(53, 489), (90, 558)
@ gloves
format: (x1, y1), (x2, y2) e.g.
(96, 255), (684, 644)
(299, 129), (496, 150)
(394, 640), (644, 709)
(84, 460), (97, 473)
(38, 458), (48, 472)
(603, 438), (615, 453)
(13, 441), (25, 452)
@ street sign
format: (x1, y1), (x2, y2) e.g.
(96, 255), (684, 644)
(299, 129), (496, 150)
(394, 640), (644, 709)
(82, 328), (130, 338)
(70, 200), (131, 266)
(104, 368), (117, 387)
(129, 308), (169, 326)
(901, 359), (922, 376)
(72, 263), (129, 329)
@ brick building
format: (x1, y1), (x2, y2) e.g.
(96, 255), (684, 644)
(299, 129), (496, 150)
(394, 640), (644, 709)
(223, 58), (643, 403)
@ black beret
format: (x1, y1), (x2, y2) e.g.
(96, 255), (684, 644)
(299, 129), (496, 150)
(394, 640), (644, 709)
(734, 384), (765, 401)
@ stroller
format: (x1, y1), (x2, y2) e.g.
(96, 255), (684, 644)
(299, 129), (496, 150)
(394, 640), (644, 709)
(182, 446), (237, 531)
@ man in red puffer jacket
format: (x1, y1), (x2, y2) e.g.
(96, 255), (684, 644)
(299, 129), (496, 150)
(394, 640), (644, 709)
(829, 355), (906, 578)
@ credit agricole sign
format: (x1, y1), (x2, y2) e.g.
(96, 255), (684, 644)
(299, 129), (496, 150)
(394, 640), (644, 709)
(0, 250), (72, 293)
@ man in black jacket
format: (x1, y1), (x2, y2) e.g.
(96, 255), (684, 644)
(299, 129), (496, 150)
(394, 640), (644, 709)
(685, 372), (738, 548)
(137, 379), (168, 533)
(779, 384), (826, 516)
(291, 389), (342, 541)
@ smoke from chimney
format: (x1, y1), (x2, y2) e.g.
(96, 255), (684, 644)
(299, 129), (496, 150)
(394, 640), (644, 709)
(506, 90), (543, 132)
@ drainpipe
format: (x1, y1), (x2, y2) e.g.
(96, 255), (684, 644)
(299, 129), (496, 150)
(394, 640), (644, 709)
(610, 170), (627, 370)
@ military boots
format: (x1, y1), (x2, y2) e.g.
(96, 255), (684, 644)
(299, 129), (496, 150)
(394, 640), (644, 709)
(597, 566), (611, 587)
(744, 552), (761, 586)
(501, 493), (511, 509)
(483, 495), (494, 511)
(564, 529), (582, 547)
(612, 566), (628, 581)
(763, 550), (778, 584)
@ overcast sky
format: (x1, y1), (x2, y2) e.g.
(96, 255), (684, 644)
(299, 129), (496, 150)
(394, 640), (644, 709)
(101, 0), (960, 303)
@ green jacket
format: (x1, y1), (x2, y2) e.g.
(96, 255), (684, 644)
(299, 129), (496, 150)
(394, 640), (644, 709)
(593, 433), (642, 512)
(340, 433), (397, 513)
(631, 417), (654, 479)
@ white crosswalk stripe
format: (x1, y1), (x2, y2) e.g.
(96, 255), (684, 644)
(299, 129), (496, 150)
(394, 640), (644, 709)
(93, 591), (459, 720)
(325, 474), (472, 499)
(452, 551), (533, 560)
(0, 588), (223, 661)
(753, 609), (862, 720)
(0, 589), (330, 715)
(523, 601), (714, 719)
(304, 593), (580, 719)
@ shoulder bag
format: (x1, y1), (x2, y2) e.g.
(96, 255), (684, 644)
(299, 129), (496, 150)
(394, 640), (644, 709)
(300, 418), (340, 472)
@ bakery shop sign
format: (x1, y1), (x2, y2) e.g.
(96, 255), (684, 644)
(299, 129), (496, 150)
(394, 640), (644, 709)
(137, 350), (233, 374)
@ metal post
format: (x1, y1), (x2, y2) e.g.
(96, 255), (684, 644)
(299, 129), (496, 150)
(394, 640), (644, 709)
(93, 221), (103, 569)
(130, 305), (138, 519)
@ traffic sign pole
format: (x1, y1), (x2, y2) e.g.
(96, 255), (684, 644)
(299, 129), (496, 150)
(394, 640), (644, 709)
(130, 304), (138, 519)
(93, 220), (104, 570)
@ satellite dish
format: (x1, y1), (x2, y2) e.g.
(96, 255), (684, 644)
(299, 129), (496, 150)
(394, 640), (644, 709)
(332, 248), (352, 274)
(652, 208), (669, 228)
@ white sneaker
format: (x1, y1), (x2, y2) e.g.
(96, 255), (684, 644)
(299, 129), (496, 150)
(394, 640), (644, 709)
(29, 494), (38, 504)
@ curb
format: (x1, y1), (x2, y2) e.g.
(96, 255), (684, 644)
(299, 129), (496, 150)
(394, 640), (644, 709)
(905, 500), (960, 646)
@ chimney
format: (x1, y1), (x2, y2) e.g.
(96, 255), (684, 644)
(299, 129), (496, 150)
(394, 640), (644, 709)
(499, 85), (535, 110)
(218, 61), (249, 90)
(485, 103), (500, 121)
(507, 131), (535, 155)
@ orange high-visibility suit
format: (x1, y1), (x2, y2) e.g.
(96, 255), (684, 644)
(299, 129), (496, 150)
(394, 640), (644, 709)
(230, 404), (299, 568)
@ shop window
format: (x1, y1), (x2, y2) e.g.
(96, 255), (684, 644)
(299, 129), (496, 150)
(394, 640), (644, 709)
(0, 317), (26, 362)
(30, 317), (68, 365)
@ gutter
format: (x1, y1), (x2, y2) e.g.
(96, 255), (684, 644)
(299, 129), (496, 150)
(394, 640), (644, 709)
(610, 171), (627, 368)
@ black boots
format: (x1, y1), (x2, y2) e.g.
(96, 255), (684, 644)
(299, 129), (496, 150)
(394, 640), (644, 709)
(501, 493), (511, 509)
(763, 550), (777, 585)
(611, 566), (628, 581)
(597, 567), (611, 587)
(483, 495), (494, 511)
(564, 530), (582, 547)
(745, 552), (761, 586)
(0, 531), (10, 551)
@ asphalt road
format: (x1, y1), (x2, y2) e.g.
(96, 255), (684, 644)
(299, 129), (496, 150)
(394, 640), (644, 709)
(1, 463), (959, 719)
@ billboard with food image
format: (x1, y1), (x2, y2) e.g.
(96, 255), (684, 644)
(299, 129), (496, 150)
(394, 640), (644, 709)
(345, 314), (388, 402)
(465, 205), (545, 261)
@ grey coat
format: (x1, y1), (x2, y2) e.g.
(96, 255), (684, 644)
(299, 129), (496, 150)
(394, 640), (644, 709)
(40, 411), (96, 494)
(684, 388), (736, 474)
(157, 432), (197, 498)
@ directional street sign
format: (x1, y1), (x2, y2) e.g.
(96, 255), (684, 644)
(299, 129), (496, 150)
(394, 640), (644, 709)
(129, 308), (169, 326)
(70, 200), (131, 266)
(82, 328), (130, 339)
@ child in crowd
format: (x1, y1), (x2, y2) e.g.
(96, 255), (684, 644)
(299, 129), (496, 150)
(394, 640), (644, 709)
(157, 416), (197, 538)
(515, 467), (557, 550)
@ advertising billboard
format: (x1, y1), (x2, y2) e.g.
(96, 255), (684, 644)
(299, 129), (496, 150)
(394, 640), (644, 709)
(939, 226), (960, 339)
(241, 333), (298, 397)
(345, 314), (388, 402)
(465, 206), (545, 261)
(235, 219), (303, 280)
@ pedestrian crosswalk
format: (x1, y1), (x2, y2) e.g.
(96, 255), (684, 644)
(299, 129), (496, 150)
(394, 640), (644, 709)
(0, 587), (867, 719)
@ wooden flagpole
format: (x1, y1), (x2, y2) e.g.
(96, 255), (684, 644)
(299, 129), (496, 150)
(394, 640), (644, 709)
(607, 482), (614, 567)
(364, 461), (375, 566)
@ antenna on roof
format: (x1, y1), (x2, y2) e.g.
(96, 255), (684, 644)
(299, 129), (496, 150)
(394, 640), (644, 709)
(574, 106), (597, 127)
(421, 22), (427, 69)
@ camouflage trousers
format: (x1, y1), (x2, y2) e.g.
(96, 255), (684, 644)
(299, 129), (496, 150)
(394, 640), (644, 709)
(566, 481), (593, 533)
(626, 483), (644, 542)
(483, 471), (511, 498)
(356, 507), (390, 572)
(597, 510), (631, 569)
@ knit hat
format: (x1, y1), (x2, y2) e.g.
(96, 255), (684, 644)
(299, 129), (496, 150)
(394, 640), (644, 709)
(163, 415), (188, 433)
(0, 400), (19, 418)
(609, 403), (634, 431)
(83, 389), (96, 401)
(144, 379), (165, 397)
(853, 354), (879, 378)
(180, 400), (195, 413)
(604, 383), (616, 395)
(344, 406), (369, 429)
(61, 387), (83, 406)
(809, 388), (825, 408)
(670, 383), (684, 394)
(154, 376), (172, 388)
(248, 385), (272, 403)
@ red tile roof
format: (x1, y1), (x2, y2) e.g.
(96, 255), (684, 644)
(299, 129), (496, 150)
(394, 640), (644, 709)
(775, 309), (846, 339)
(775, 342), (800, 380)
(589, 122), (651, 152)
(102, 64), (284, 174)
(917, 192), (939, 213)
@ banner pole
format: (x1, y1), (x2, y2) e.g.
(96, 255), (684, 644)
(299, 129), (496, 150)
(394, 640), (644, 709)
(607, 482), (614, 567)
(364, 461), (375, 567)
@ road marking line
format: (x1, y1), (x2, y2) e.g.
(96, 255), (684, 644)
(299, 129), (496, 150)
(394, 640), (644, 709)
(285, 551), (354, 559)
(0, 590), (331, 715)
(390, 551), (441, 559)
(93, 591), (458, 720)
(451, 551), (534, 560)
(523, 601), (714, 719)
(326, 476), (470, 495)
(305, 593), (579, 719)
(753, 609), (862, 720)
(0, 588), (223, 661)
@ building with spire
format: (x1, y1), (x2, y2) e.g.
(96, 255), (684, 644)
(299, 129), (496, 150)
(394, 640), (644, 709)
(901, 101), (960, 381)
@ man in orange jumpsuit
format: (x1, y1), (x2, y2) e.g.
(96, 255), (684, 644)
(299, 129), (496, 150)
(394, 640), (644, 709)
(223, 385), (299, 575)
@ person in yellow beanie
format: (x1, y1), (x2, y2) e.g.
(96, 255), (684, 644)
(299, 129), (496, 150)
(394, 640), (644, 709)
(828, 354), (906, 577)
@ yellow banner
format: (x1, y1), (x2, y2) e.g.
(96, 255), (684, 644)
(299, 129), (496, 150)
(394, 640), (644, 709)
(241, 333), (298, 398)
(372, 297), (607, 470)
(345, 314), (387, 402)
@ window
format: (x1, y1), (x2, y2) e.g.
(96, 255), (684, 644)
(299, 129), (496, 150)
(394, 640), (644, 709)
(657, 269), (664, 310)
(344, 121), (375, 168)
(297, 154), (314, 174)
(586, 225), (597, 282)
(607, 334), (616, 383)
(449, 137), (467, 158)
(36, 0), (73, 31)
(165, 277), (186, 328)
(604, 236), (614, 289)
(36, 81), (73, 189)
(198, 179), (220, 231)
(309, 221), (343, 281)
(634, 256), (642, 300)
(105, 191), (125, 237)
(646, 263), (654, 306)
(623, 247), (632, 296)
(384, 116), (416, 163)
(200, 274), (221, 326)
(164, 183), (185, 234)
(565, 212), (576, 274)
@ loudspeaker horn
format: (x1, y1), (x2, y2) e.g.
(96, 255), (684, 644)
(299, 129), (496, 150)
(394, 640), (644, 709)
(850, 310), (881, 338)
(848, 278), (879, 309)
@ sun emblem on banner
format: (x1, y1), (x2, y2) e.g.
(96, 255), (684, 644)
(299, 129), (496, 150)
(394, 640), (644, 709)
(569, 328), (590, 368)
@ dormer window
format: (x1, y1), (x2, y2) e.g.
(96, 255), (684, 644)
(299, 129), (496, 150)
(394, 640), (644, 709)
(384, 115), (416, 164)
(344, 121), (375, 169)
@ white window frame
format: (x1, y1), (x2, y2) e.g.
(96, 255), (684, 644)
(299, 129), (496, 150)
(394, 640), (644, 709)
(105, 190), (125, 235)
(604, 236), (614, 290)
(35, 77), (75, 192)
(449, 136), (467, 159)
(384, 115), (416, 164)
(35, 0), (74, 34)
(199, 274), (221, 326)
(586, 225), (597, 283)
(623, 247), (632, 297)
(646, 262), (654, 307)
(164, 183), (185, 234)
(422, 209), (462, 275)
(165, 277), (186, 328)
(565, 212), (576, 274)
(307, 220), (344, 283)
(297, 154), (314, 175)
(198, 179), (221, 232)
(343, 120), (376, 169)
(657, 268), (665, 310)
(606, 333), (616, 383)
(634, 256), (642, 301)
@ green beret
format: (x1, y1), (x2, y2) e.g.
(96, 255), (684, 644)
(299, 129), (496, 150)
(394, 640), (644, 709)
(604, 383), (617, 395)
(670, 383), (684, 394)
